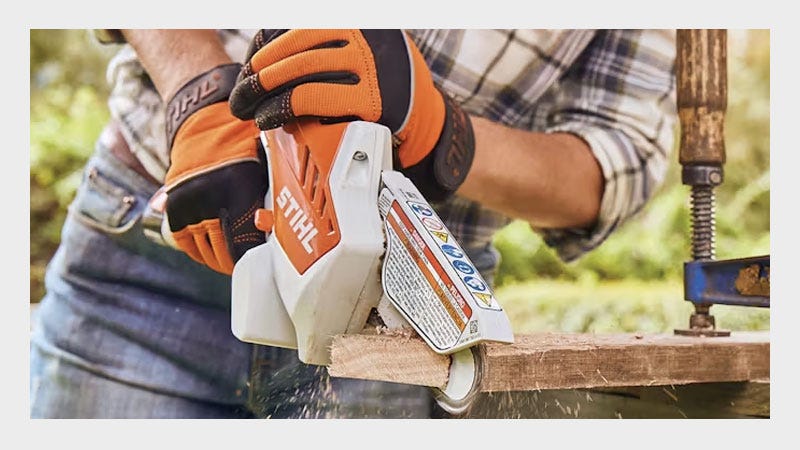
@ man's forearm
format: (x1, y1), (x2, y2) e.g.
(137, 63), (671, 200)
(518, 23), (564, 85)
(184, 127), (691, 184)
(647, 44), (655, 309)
(121, 30), (232, 101)
(457, 116), (604, 229)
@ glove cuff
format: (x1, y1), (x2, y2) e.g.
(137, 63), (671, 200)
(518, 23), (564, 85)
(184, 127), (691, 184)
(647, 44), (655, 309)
(402, 88), (475, 203)
(165, 63), (242, 150)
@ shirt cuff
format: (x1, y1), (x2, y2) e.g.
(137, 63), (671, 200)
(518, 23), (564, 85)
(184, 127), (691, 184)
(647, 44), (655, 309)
(536, 122), (642, 262)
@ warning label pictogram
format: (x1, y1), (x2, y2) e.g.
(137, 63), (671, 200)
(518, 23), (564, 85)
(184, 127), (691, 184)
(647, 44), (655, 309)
(431, 231), (449, 242)
(421, 217), (443, 231)
(452, 259), (475, 275)
(410, 202), (433, 217)
(473, 292), (493, 307)
(463, 276), (486, 292)
(440, 244), (463, 259)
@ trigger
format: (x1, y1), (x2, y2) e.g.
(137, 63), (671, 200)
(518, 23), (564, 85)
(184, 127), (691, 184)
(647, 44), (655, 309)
(254, 208), (274, 233)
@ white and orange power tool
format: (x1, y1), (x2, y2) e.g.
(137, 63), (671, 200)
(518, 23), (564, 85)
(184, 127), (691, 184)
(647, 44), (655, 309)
(145, 119), (514, 413)
(229, 119), (514, 412)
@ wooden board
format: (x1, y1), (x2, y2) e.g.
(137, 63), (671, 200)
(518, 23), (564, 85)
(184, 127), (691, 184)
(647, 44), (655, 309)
(329, 331), (769, 392)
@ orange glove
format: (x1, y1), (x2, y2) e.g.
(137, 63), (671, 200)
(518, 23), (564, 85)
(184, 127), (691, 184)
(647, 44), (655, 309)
(164, 63), (267, 275)
(229, 29), (475, 202)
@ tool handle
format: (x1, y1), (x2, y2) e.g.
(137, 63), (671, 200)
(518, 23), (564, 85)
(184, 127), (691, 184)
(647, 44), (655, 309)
(677, 29), (727, 166)
(231, 241), (298, 349)
(141, 186), (179, 248)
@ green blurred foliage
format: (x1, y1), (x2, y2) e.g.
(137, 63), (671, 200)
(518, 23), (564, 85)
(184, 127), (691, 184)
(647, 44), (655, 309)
(496, 279), (769, 334)
(494, 29), (770, 286)
(30, 30), (118, 301)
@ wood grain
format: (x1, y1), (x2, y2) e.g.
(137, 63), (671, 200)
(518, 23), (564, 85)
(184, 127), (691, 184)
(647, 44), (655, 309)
(677, 29), (728, 165)
(328, 332), (769, 392)
(329, 332), (450, 389)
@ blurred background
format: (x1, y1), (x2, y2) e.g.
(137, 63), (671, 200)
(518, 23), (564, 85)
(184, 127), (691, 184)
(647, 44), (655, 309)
(29, 29), (770, 334)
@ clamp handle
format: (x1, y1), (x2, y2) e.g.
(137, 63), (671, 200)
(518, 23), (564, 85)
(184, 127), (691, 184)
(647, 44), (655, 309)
(677, 29), (727, 169)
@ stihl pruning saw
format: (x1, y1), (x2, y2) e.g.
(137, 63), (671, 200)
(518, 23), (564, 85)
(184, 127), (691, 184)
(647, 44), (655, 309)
(145, 119), (514, 413)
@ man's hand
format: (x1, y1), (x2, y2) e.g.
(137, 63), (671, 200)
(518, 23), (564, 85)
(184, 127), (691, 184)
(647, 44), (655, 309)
(163, 63), (267, 275)
(229, 29), (475, 202)
(121, 30), (269, 275)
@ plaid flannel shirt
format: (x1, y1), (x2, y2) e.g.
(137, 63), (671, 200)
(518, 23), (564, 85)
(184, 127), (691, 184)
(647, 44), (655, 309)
(104, 29), (676, 278)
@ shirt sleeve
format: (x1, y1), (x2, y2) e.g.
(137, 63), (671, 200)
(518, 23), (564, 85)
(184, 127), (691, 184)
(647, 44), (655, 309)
(93, 29), (126, 44)
(539, 29), (677, 262)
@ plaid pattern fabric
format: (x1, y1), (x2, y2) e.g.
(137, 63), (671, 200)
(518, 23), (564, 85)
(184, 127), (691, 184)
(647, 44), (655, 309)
(409, 29), (676, 263)
(104, 29), (676, 265)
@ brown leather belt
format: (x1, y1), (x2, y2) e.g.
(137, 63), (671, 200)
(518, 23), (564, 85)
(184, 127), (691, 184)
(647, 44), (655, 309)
(99, 120), (161, 186)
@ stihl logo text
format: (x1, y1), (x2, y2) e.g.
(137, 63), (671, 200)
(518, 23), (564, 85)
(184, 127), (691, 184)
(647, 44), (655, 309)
(277, 186), (319, 254)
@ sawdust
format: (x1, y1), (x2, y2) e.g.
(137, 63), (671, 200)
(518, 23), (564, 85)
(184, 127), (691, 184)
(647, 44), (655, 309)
(360, 318), (420, 340)
(374, 325), (418, 339)
(662, 386), (679, 402)
(460, 390), (592, 419)
(252, 361), (434, 419)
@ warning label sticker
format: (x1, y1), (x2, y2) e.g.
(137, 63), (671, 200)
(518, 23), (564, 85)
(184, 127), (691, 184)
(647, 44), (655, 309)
(381, 200), (473, 351)
(377, 172), (514, 351)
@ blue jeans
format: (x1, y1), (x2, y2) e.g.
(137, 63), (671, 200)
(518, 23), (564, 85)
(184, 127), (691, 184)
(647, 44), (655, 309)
(30, 137), (435, 418)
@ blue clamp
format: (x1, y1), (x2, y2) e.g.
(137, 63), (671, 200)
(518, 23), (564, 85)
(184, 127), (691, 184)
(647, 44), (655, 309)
(684, 255), (770, 308)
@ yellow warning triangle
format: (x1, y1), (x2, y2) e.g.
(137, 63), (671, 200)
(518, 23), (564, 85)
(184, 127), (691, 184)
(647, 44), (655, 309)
(431, 231), (448, 242)
(473, 292), (493, 307)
